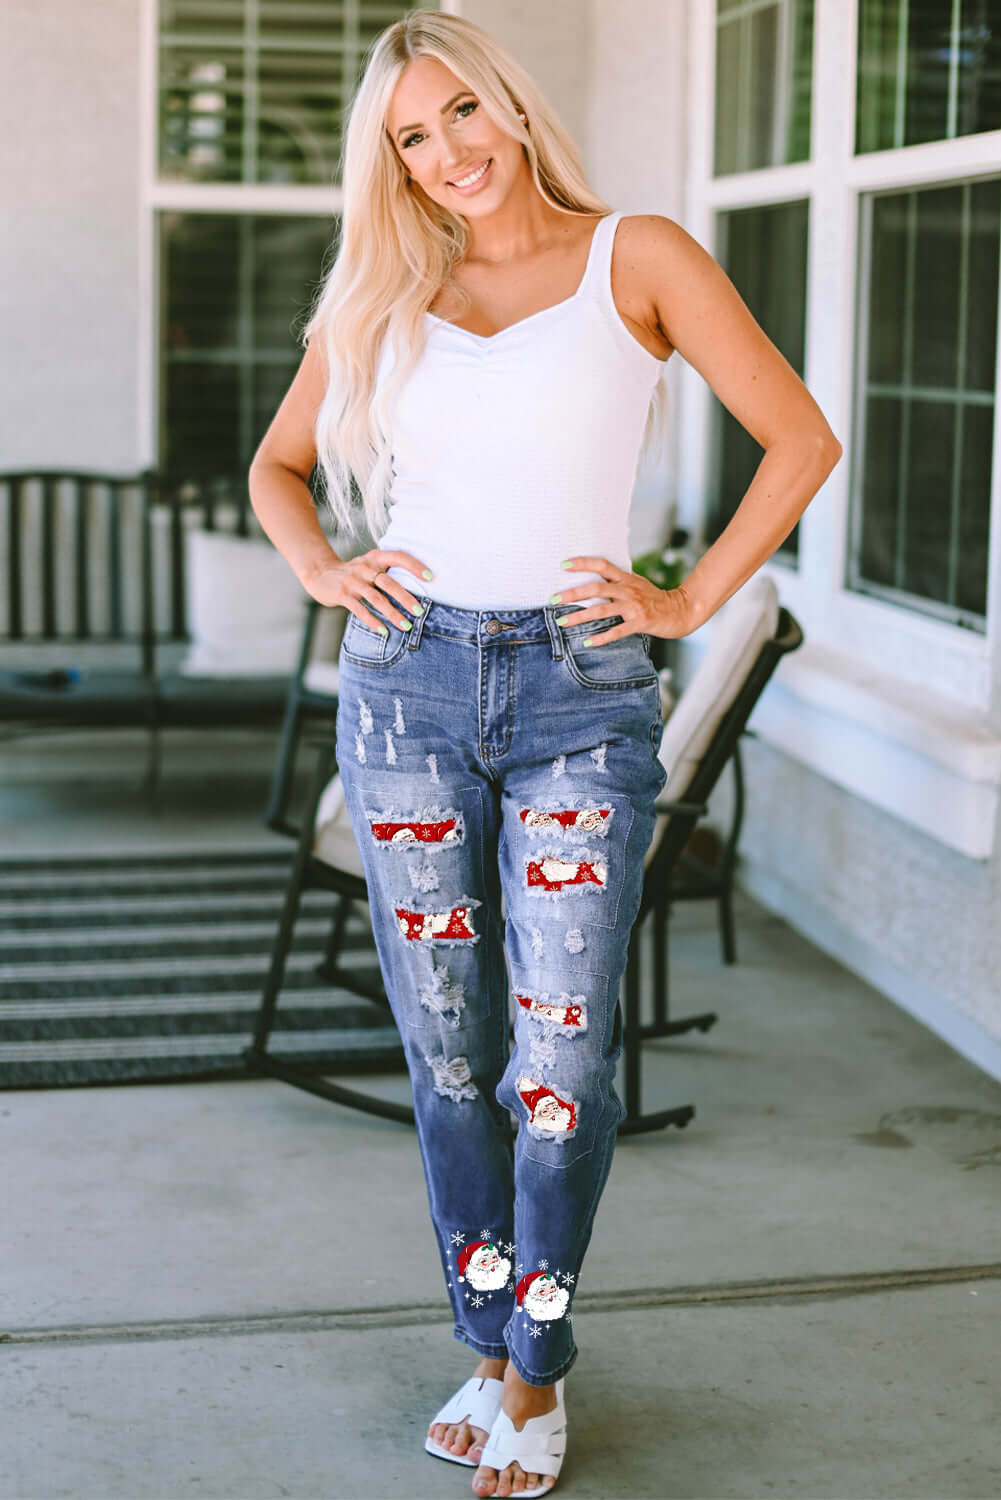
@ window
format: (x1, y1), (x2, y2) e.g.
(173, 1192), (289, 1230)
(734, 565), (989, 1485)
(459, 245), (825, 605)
(856, 0), (1001, 154)
(848, 176), (1000, 628)
(151, 1), (430, 475)
(690, 0), (1001, 717)
(714, 0), (815, 176)
(709, 199), (811, 561)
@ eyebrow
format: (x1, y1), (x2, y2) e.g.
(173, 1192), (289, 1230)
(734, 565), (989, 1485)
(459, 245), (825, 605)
(395, 91), (472, 140)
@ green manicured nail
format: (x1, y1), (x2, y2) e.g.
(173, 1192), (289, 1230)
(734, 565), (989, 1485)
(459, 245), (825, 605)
(411, 602), (424, 615)
(556, 615), (570, 626)
(422, 569), (434, 580)
(400, 619), (412, 631)
(550, 593), (562, 604)
(583, 636), (594, 646)
(378, 625), (388, 635)
(561, 560), (573, 569)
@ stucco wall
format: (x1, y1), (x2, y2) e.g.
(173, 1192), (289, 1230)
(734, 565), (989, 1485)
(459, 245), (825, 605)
(722, 737), (1001, 1061)
(1, 1), (141, 470)
(460, 0), (590, 153)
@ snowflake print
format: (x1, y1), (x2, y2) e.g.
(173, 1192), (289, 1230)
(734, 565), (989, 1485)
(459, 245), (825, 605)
(501, 1241), (516, 1257)
(478, 1229), (492, 1242)
(471, 1294), (485, 1308)
(515, 1263), (524, 1275)
(560, 1271), (575, 1285)
(528, 1325), (543, 1338)
(450, 1231), (466, 1247)
(538, 1259), (549, 1271)
(506, 1282), (515, 1294)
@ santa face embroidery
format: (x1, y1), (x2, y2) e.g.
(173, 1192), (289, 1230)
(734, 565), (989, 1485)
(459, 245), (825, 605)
(517, 1074), (577, 1134)
(395, 904), (476, 942)
(525, 856), (607, 893)
(520, 808), (612, 835)
(517, 1271), (570, 1322)
(516, 993), (587, 1031)
(456, 1241), (512, 1292)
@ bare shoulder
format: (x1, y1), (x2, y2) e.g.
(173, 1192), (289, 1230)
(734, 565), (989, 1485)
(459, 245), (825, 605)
(616, 214), (839, 451)
(608, 213), (687, 361)
(614, 212), (718, 306)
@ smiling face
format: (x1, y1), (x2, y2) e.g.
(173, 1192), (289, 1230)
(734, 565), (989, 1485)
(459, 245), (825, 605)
(386, 54), (526, 216)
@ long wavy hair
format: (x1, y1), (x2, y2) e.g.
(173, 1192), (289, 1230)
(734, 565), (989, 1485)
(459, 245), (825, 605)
(303, 8), (669, 541)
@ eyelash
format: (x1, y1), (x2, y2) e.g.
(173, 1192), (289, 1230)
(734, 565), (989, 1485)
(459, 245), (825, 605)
(403, 99), (478, 150)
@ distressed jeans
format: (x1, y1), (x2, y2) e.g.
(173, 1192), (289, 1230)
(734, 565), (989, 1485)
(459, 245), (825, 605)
(335, 598), (666, 1385)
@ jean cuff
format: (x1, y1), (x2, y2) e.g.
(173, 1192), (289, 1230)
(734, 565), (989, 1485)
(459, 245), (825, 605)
(452, 1325), (510, 1360)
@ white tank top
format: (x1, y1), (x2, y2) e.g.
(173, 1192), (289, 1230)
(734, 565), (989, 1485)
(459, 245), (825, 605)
(376, 210), (667, 609)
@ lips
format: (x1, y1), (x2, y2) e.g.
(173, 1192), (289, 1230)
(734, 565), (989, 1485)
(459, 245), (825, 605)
(448, 157), (492, 189)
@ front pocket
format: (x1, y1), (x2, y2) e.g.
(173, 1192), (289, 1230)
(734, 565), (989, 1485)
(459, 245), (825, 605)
(561, 617), (658, 691)
(340, 612), (410, 669)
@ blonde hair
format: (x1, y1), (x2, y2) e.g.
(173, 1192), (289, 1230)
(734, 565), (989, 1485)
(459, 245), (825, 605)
(303, 8), (669, 541)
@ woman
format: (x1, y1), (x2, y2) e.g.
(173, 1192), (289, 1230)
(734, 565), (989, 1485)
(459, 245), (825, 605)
(248, 12), (841, 1496)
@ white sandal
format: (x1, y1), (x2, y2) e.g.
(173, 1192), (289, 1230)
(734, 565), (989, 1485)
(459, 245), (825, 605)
(477, 1378), (567, 1498)
(424, 1375), (505, 1466)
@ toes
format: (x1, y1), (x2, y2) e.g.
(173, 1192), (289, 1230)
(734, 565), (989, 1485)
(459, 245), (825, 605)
(472, 1465), (499, 1496)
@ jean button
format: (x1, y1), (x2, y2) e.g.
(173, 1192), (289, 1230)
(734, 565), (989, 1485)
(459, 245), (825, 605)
(485, 618), (502, 636)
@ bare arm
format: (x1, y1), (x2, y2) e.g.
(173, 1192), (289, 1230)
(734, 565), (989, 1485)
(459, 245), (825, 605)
(248, 337), (431, 634)
(556, 214), (842, 642)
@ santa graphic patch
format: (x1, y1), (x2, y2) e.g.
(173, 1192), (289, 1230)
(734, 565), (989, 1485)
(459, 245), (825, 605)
(520, 807), (612, 835)
(516, 993), (587, 1031)
(395, 903), (477, 943)
(525, 855), (607, 894)
(369, 815), (462, 847)
(517, 1074), (577, 1134)
(455, 1240), (512, 1292)
(516, 1270), (570, 1323)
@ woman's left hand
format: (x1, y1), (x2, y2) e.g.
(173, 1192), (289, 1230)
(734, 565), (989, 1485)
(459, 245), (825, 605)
(552, 556), (701, 644)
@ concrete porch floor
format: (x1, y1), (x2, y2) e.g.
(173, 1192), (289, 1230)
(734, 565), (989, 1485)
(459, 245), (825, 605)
(2, 735), (1000, 1499)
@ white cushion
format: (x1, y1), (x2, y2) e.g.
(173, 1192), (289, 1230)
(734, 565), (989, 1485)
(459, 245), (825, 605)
(302, 660), (341, 697)
(178, 528), (308, 677)
(645, 574), (779, 866)
(312, 773), (365, 876)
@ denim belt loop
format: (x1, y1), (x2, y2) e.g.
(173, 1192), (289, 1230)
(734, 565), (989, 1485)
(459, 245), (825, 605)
(408, 594), (433, 650)
(543, 606), (565, 661)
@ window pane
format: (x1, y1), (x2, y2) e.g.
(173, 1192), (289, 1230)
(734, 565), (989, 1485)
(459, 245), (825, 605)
(708, 200), (811, 561)
(160, 211), (334, 475)
(714, 0), (815, 175)
(158, 1), (420, 184)
(848, 178), (1000, 628)
(857, 0), (1001, 153)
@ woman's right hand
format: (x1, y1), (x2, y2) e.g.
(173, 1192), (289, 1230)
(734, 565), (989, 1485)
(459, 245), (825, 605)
(304, 549), (433, 634)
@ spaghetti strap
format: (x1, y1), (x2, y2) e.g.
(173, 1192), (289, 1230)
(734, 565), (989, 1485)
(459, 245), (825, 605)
(578, 210), (623, 304)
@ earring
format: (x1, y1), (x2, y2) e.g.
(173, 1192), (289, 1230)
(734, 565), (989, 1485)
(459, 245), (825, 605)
(518, 112), (527, 123)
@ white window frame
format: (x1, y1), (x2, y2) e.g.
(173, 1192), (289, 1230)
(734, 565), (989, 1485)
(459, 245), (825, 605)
(135, 0), (462, 468)
(680, 0), (1001, 858)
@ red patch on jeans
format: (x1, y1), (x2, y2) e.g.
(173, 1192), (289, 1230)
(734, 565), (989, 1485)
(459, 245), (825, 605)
(516, 994), (586, 1029)
(395, 904), (476, 942)
(525, 856), (607, 892)
(520, 808), (612, 833)
(371, 818), (460, 846)
(517, 1074), (577, 1133)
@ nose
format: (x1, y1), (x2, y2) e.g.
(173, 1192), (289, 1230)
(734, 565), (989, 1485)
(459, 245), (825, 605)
(439, 130), (469, 173)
